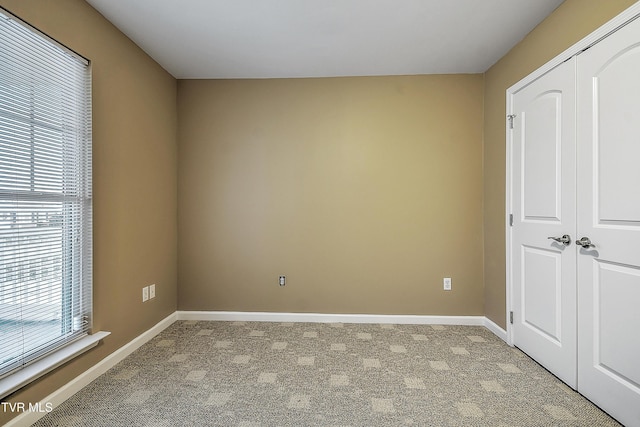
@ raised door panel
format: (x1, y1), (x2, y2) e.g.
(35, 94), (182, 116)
(521, 246), (562, 343)
(595, 262), (640, 388)
(595, 45), (640, 224)
(522, 92), (562, 222)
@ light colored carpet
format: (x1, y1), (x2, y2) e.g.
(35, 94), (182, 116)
(33, 321), (620, 426)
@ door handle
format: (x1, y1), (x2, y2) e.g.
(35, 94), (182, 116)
(548, 235), (571, 246)
(576, 236), (595, 248)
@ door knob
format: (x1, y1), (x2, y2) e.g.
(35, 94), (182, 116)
(576, 236), (595, 248)
(548, 235), (571, 245)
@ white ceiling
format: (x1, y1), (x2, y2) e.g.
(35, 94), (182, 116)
(86, 0), (565, 79)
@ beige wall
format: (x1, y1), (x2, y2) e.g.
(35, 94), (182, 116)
(0, 0), (178, 423)
(483, 0), (637, 328)
(178, 75), (484, 315)
(2, 0), (637, 421)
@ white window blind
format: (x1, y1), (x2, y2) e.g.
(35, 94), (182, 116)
(0, 8), (93, 381)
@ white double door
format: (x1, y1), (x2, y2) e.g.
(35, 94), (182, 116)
(511, 16), (640, 427)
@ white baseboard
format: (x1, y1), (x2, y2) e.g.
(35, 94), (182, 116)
(178, 311), (508, 342)
(5, 312), (177, 427)
(483, 317), (508, 343)
(177, 310), (487, 326)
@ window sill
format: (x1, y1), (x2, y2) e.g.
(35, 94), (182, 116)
(0, 331), (110, 400)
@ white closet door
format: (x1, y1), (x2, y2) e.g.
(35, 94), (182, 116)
(511, 57), (577, 388)
(577, 17), (640, 427)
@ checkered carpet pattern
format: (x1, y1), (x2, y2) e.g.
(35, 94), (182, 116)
(33, 321), (620, 426)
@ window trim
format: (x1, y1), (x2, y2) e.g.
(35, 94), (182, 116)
(0, 331), (109, 399)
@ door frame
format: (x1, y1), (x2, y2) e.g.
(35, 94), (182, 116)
(504, 3), (640, 346)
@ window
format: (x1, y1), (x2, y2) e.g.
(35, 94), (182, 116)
(0, 8), (93, 385)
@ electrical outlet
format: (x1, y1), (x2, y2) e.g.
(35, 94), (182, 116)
(149, 284), (156, 299)
(279, 275), (286, 286)
(142, 286), (149, 302)
(443, 277), (452, 291)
